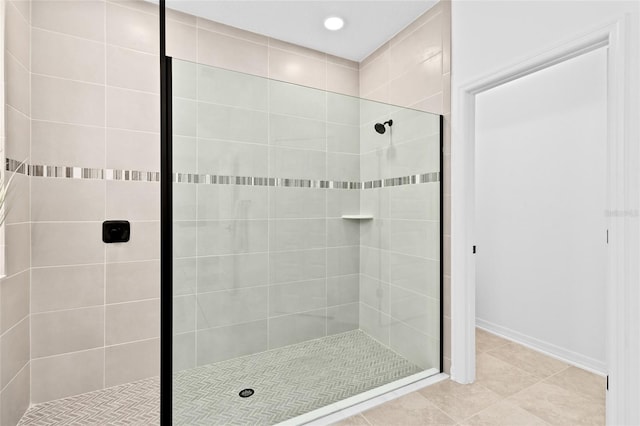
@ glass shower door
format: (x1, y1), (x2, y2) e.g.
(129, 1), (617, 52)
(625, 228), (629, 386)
(170, 58), (442, 425)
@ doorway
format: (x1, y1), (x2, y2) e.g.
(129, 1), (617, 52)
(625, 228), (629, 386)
(474, 47), (608, 374)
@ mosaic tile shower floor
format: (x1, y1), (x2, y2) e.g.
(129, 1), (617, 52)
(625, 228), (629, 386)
(18, 330), (424, 425)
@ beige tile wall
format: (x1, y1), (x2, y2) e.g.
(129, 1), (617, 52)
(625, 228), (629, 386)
(166, 9), (359, 95)
(359, 1), (451, 373)
(29, 0), (160, 405)
(1, 0), (32, 424)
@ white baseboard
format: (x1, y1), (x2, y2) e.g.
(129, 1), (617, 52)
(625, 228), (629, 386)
(476, 318), (607, 376)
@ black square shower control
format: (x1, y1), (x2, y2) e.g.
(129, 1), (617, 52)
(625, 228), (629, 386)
(103, 220), (130, 243)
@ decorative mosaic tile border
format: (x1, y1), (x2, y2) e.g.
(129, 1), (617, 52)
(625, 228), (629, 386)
(6, 158), (161, 182)
(172, 171), (439, 189)
(6, 158), (439, 189)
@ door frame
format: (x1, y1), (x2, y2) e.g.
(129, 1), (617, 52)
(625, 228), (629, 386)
(450, 16), (638, 425)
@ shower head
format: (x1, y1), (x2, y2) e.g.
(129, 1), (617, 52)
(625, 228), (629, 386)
(374, 120), (393, 134)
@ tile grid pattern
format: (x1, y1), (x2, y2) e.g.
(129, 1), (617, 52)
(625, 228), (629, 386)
(27, 0), (164, 407)
(18, 330), (423, 426)
(358, 0), (451, 374)
(355, 4), (445, 372)
(1, 0), (32, 424)
(336, 329), (606, 426)
(172, 57), (441, 370)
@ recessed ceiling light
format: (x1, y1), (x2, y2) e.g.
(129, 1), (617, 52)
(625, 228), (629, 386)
(324, 16), (344, 31)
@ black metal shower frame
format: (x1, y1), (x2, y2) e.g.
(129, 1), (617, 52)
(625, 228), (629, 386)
(159, 0), (172, 424)
(159, 2), (444, 423)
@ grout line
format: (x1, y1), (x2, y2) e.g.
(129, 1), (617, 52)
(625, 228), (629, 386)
(175, 133), (360, 156)
(193, 47), (200, 366)
(7, 0), (29, 25)
(0, 361), (29, 394)
(31, 71), (104, 89)
(483, 351), (571, 394)
(4, 220), (30, 226)
(103, 335), (160, 350)
(29, 259), (159, 270)
(105, 0), (159, 18)
(30, 117), (160, 135)
(196, 18), (265, 48)
(359, 297), (439, 342)
(32, 26), (159, 59)
(29, 219), (158, 224)
(0, 314), (29, 341)
(266, 45), (271, 350)
(198, 25), (266, 50)
(6, 49), (29, 74)
(360, 246), (441, 262)
(30, 336), (160, 363)
(6, 103), (30, 121)
(192, 304), (357, 334)
(413, 390), (458, 424)
(177, 94), (361, 129)
(457, 395), (553, 426)
(31, 297), (160, 316)
(0, 268), (29, 282)
(324, 61), (328, 338)
(28, 0), (33, 407)
(268, 40), (327, 63)
(173, 271), (360, 295)
(348, 413), (373, 425)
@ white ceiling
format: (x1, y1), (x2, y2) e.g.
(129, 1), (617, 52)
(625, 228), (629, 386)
(165, 1), (439, 62)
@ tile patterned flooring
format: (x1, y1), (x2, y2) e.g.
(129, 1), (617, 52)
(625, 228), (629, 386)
(18, 330), (423, 425)
(171, 330), (422, 425)
(335, 328), (606, 426)
(17, 377), (160, 425)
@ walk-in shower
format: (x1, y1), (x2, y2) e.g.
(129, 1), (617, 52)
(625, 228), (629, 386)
(0, 0), (448, 424)
(164, 57), (443, 424)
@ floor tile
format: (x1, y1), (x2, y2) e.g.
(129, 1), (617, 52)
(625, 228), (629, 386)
(476, 328), (510, 354)
(418, 379), (502, 422)
(508, 381), (605, 425)
(18, 377), (159, 425)
(543, 366), (606, 402)
(332, 414), (371, 425)
(362, 392), (456, 426)
(475, 353), (539, 397)
(487, 342), (569, 379)
(460, 400), (548, 426)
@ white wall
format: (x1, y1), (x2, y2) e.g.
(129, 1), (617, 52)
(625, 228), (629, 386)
(451, 1), (640, 424)
(475, 47), (607, 372)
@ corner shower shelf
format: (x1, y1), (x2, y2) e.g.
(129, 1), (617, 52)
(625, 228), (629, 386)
(341, 215), (374, 220)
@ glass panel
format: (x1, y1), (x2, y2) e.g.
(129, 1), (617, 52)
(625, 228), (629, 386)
(172, 58), (441, 424)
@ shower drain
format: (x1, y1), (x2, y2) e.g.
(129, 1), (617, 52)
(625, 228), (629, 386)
(239, 388), (254, 398)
